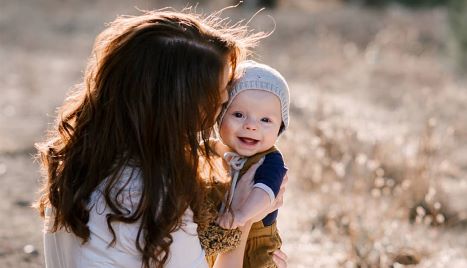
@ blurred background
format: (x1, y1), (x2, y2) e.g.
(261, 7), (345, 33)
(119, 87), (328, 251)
(1, 0), (466, 267)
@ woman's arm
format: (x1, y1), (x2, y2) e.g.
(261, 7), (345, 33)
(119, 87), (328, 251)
(212, 159), (262, 268)
(212, 221), (253, 268)
(217, 188), (270, 229)
(212, 161), (289, 268)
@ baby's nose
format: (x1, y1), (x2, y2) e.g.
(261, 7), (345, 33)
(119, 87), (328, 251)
(243, 119), (257, 131)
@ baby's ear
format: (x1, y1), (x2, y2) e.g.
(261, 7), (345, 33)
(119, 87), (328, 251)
(278, 122), (285, 135)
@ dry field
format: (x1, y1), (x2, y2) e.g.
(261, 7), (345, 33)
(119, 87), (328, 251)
(1, 0), (466, 267)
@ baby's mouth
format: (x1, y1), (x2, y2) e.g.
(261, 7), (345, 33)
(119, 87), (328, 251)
(238, 137), (259, 146)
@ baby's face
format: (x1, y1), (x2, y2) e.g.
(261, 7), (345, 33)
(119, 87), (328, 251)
(220, 90), (282, 157)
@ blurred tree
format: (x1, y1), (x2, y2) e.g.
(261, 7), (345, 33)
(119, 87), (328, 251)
(448, 0), (467, 72)
(343, 0), (466, 73)
(258, 0), (277, 8)
(234, 0), (278, 9)
(344, 0), (386, 7)
(344, 0), (448, 8)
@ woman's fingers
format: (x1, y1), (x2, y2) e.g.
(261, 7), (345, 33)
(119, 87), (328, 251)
(272, 250), (288, 268)
(274, 194), (283, 209)
(281, 174), (288, 189)
(271, 174), (287, 211)
(230, 157), (265, 210)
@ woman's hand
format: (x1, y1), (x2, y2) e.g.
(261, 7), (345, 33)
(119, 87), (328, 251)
(217, 210), (247, 229)
(231, 158), (289, 222)
(214, 160), (289, 268)
(230, 157), (288, 223)
(229, 158), (264, 211)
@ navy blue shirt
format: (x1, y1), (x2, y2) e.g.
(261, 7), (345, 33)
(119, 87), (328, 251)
(253, 151), (287, 226)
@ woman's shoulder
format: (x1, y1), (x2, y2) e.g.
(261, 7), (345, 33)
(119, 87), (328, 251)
(97, 166), (143, 192)
(91, 166), (144, 213)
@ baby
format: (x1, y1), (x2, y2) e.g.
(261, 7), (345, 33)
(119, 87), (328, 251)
(215, 60), (289, 268)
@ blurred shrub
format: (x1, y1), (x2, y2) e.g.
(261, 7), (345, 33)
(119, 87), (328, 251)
(344, 0), (448, 8)
(448, 0), (467, 72)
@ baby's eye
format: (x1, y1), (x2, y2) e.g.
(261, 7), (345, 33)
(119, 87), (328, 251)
(261, 118), (272, 123)
(233, 112), (244, 118)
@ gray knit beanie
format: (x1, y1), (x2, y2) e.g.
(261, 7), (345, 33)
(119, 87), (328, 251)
(219, 60), (290, 135)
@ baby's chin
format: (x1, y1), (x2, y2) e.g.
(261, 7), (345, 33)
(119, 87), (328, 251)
(234, 148), (258, 157)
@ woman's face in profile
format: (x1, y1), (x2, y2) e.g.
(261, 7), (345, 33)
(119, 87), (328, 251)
(198, 62), (231, 131)
(215, 63), (231, 120)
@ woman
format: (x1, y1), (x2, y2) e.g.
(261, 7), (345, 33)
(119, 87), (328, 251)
(35, 9), (287, 268)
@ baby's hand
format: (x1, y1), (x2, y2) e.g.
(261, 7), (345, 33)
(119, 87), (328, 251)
(217, 211), (247, 229)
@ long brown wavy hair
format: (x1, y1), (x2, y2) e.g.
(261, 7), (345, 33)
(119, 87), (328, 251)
(35, 9), (263, 268)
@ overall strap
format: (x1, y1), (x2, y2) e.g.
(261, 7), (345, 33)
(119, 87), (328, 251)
(219, 152), (247, 214)
(238, 145), (279, 179)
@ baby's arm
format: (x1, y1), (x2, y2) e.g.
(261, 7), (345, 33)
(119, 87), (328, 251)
(218, 187), (271, 229)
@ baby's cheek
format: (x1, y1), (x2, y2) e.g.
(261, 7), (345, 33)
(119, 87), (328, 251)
(219, 123), (233, 143)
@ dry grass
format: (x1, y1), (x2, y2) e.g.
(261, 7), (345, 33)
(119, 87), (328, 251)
(1, 0), (466, 267)
(268, 3), (467, 267)
(280, 103), (467, 266)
